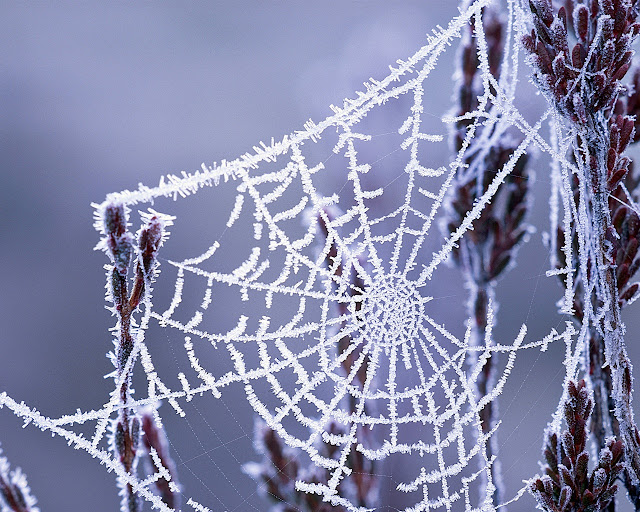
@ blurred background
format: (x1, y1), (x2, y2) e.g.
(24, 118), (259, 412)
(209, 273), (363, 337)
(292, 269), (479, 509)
(2, 2), (640, 511)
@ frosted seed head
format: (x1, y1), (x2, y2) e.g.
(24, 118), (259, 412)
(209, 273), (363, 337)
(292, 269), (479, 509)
(575, 451), (589, 483)
(111, 234), (134, 276)
(607, 146), (618, 173)
(536, 40), (553, 74)
(598, 447), (613, 469)
(563, 396), (575, 424)
(571, 43), (585, 70)
(114, 420), (126, 460)
(559, 464), (573, 487)
(552, 52), (567, 78)
(138, 218), (162, 276)
(104, 202), (127, 239)
(536, 487), (557, 510)
(593, 467), (607, 490)
(573, 5), (589, 42)
(609, 438), (624, 461)
(621, 116), (635, 149)
(532, 478), (545, 494)
(530, 0), (554, 26)
(551, 16), (569, 54)
(130, 416), (140, 454)
(544, 440), (558, 471)
(558, 486), (571, 510)
(561, 430), (576, 460)
(576, 381), (589, 414)
(614, 61), (632, 82)
(558, 6), (567, 29)
(620, 282), (639, 304)
(573, 417), (587, 449)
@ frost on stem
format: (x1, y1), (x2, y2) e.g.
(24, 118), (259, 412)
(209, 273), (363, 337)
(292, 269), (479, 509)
(0, 448), (39, 512)
(99, 202), (175, 512)
(531, 380), (623, 512)
(444, 6), (531, 506)
(524, 0), (640, 503)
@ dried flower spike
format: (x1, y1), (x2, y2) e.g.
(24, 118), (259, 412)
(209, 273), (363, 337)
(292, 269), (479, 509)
(531, 380), (623, 512)
(525, 0), (640, 500)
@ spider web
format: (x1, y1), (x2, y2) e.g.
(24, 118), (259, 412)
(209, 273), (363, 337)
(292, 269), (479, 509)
(0, 1), (586, 511)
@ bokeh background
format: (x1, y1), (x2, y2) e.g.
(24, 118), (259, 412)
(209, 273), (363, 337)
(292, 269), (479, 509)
(2, 3), (640, 511)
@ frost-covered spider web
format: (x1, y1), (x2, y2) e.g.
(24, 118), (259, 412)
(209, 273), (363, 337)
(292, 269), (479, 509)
(0, 1), (588, 511)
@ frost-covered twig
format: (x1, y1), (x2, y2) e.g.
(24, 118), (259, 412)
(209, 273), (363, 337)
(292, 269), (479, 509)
(0, 447), (39, 512)
(102, 203), (141, 512)
(317, 208), (377, 509)
(445, 7), (531, 506)
(524, 0), (640, 505)
(100, 203), (172, 511)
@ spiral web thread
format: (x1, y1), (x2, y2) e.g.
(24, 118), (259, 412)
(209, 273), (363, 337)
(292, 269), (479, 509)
(0, 1), (590, 511)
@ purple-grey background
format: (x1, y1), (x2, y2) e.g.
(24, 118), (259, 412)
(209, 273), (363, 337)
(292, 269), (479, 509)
(2, 3), (640, 511)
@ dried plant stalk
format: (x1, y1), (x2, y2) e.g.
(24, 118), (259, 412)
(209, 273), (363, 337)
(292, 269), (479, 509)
(525, 0), (640, 506)
(101, 203), (176, 511)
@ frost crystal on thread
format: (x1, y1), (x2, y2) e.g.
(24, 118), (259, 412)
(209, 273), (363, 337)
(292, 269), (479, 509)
(443, 5), (532, 507)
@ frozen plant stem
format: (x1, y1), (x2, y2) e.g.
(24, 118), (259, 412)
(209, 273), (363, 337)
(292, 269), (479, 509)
(104, 202), (141, 512)
(102, 203), (168, 512)
(525, 0), (640, 504)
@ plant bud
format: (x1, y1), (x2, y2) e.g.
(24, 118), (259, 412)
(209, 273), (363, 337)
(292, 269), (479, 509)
(103, 203), (127, 238)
